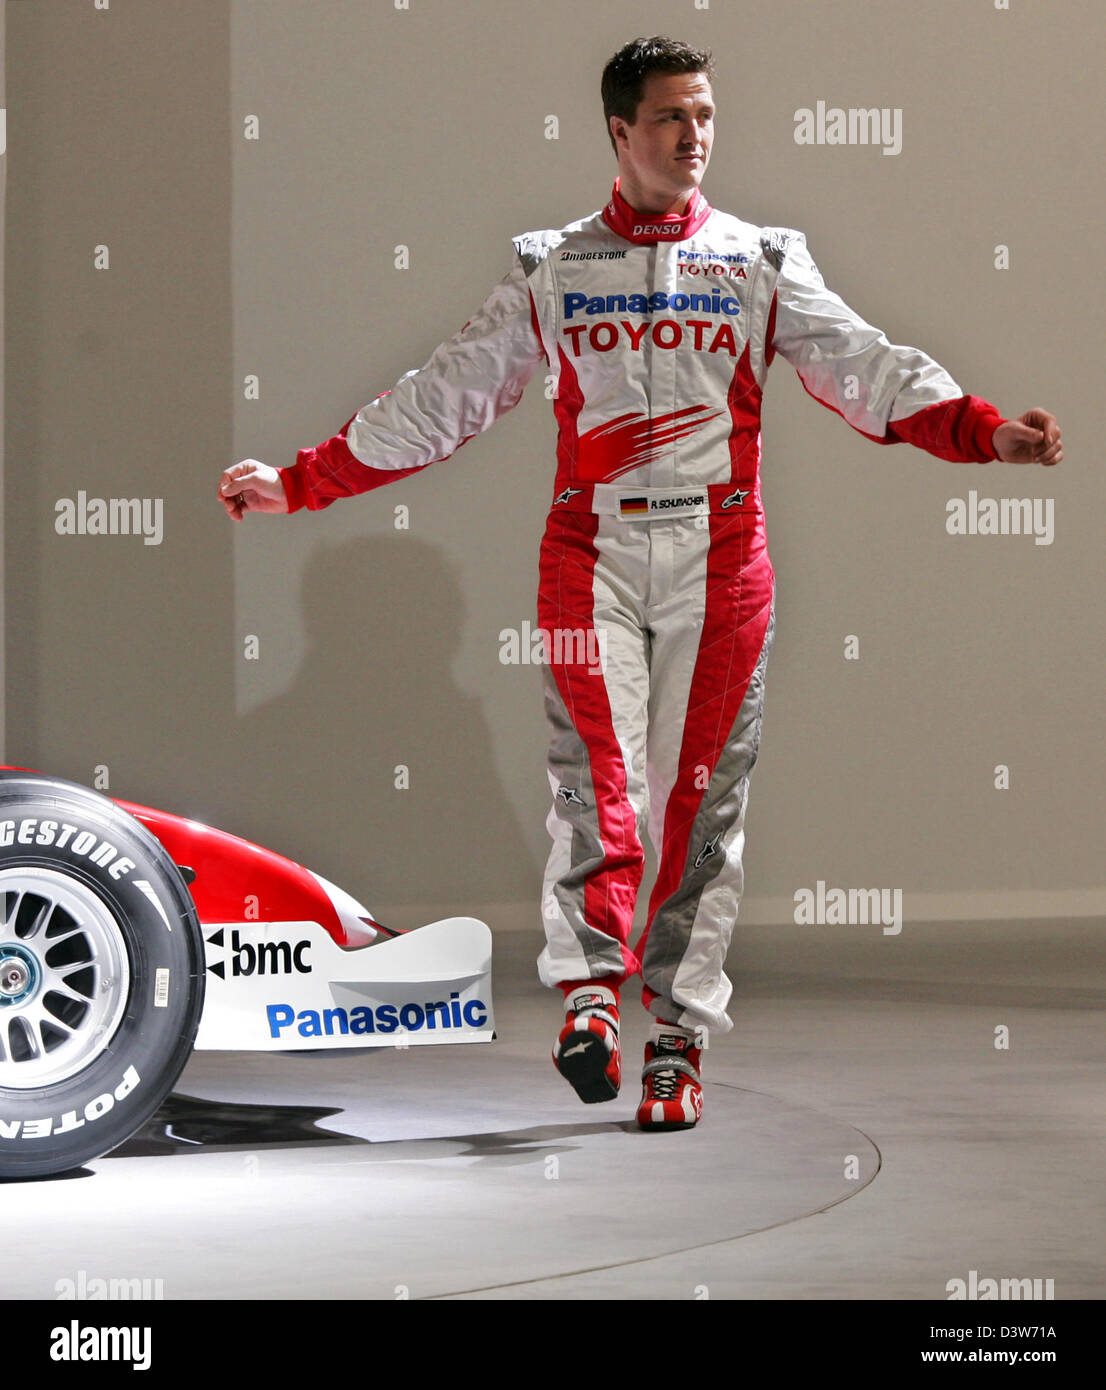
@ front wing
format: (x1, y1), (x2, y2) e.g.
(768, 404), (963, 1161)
(194, 916), (494, 1051)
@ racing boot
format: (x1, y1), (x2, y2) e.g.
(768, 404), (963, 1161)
(552, 983), (621, 1103)
(636, 1021), (703, 1131)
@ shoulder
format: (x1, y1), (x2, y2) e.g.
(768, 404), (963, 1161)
(697, 207), (808, 272)
(757, 225), (808, 272)
(512, 207), (610, 275)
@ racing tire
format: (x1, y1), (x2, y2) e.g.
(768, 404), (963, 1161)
(0, 771), (205, 1178)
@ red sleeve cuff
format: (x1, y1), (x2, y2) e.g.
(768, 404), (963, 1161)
(888, 395), (1006, 463)
(281, 413), (425, 512)
(280, 463), (309, 513)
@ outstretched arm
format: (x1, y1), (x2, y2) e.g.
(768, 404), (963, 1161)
(286, 258), (543, 513)
(218, 254), (545, 519)
(766, 231), (1062, 467)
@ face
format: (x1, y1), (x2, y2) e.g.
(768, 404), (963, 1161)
(610, 71), (715, 213)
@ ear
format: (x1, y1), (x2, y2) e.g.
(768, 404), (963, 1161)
(609, 114), (628, 149)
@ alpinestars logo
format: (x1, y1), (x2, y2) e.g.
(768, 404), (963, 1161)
(554, 486), (583, 505)
(721, 487), (750, 509)
(556, 787), (586, 806)
(694, 834), (722, 869)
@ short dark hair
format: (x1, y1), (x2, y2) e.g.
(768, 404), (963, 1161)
(601, 36), (715, 152)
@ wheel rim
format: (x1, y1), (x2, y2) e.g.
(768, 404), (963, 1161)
(0, 868), (131, 1089)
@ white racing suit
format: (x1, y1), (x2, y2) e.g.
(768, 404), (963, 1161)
(281, 180), (1004, 1034)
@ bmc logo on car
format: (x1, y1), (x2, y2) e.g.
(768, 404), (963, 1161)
(207, 929), (312, 978)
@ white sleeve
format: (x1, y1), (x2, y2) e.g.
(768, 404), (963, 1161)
(768, 229), (964, 439)
(345, 256), (545, 472)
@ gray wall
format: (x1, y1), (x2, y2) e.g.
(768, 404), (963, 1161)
(0, 1), (5, 755)
(5, 0), (233, 809)
(6, 0), (1103, 929)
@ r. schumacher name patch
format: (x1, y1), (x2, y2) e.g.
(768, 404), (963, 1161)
(618, 491), (709, 519)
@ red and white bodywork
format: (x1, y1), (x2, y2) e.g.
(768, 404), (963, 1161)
(115, 797), (494, 1052)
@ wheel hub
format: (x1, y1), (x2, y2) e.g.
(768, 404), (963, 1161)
(0, 868), (130, 1088)
(0, 944), (39, 1006)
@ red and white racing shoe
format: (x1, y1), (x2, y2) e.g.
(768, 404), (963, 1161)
(637, 1022), (703, 1131)
(553, 984), (621, 1103)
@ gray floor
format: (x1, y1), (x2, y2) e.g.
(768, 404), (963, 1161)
(8, 916), (1104, 1300)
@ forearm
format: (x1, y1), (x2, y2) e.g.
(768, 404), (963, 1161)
(281, 259), (543, 513)
(884, 394), (1006, 463)
(769, 230), (1008, 465)
(280, 414), (428, 513)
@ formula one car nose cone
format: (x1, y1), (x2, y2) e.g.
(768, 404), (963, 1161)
(306, 869), (378, 948)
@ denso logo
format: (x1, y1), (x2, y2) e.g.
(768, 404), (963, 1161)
(564, 290), (739, 320)
(266, 992), (489, 1039)
(634, 223), (682, 237)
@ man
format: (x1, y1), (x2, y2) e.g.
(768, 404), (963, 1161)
(218, 37), (1061, 1133)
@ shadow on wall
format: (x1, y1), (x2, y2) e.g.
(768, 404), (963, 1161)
(222, 534), (537, 917)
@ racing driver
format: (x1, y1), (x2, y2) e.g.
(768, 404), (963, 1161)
(218, 37), (1062, 1133)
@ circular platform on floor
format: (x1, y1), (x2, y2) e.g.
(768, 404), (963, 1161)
(5, 1035), (879, 1299)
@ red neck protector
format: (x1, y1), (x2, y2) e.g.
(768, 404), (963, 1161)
(601, 178), (712, 245)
